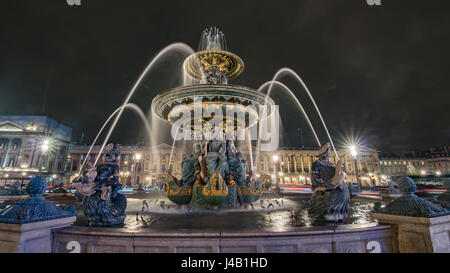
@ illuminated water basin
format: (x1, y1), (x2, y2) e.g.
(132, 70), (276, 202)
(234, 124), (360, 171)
(122, 196), (376, 231)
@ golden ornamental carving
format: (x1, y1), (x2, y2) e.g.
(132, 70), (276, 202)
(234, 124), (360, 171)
(164, 175), (192, 196)
(202, 171), (228, 197)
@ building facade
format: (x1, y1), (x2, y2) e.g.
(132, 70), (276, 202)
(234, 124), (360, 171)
(0, 116), (72, 184)
(379, 147), (450, 178)
(67, 143), (382, 187)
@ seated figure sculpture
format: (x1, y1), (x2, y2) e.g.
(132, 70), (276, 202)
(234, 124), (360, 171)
(73, 143), (127, 227)
(165, 128), (262, 208)
(309, 143), (350, 222)
(200, 128), (229, 182)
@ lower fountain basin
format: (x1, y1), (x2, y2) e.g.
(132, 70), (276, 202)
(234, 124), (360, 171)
(51, 222), (396, 253)
(52, 191), (400, 253)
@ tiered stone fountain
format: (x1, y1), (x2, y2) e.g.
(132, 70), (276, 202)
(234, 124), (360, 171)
(152, 27), (275, 209)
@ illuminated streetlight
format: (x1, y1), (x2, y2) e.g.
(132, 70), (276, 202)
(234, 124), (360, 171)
(350, 145), (357, 157)
(348, 144), (361, 191)
(436, 171), (442, 176)
(39, 137), (55, 154)
(272, 155), (279, 162)
(41, 142), (49, 152)
(135, 153), (142, 161)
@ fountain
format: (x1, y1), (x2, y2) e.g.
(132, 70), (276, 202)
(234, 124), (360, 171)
(6, 27), (443, 253)
(152, 27), (275, 208)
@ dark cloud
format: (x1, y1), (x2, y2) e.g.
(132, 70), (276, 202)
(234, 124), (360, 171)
(0, 0), (448, 151)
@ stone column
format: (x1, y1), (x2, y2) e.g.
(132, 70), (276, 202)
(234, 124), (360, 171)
(300, 155), (304, 172)
(287, 155), (291, 173)
(69, 157), (74, 173)
(2, 138), (11, 167)
(294, 156), (297, 173)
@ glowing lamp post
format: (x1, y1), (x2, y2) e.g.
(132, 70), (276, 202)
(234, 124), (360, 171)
(135, 153), (142, 161)
(350, 145), (362, 190)
(40, 139), (50, 153)
(30, 137), (54, 175)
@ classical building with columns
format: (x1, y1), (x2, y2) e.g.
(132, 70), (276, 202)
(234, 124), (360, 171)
(67, 143), (382, 188)
(379, 147), (449, 178)
(0, 116), (72, 184)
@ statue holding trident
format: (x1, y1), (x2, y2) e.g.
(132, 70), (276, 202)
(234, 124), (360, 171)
(309, 143), (350, 222)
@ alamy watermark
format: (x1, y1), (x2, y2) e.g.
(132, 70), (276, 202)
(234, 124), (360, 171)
(366, 0), (381, 6)
(66, 0), (81, 6)
(169, 97), (280, 151)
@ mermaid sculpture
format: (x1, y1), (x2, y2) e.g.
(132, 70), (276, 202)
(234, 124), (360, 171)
(73, 143), (127, 227)
(309, 143), (350, 222)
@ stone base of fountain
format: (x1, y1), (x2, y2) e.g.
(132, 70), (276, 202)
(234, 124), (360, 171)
(50, 223), (396, 253)
(373, 213), (450, 253)
(0, 217), (76, 253)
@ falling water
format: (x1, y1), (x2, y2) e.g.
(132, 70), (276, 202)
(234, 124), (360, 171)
(254, 80), (321, 170)
(181, 57), (200, 86)
(270, 68), (339, 160)
(93, 43), (194, 167)
(79, 103), (152, 174)
(168, 127), (181, 171)
(246, 128), (254, 171)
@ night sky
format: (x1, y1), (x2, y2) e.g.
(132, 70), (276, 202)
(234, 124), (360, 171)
(0, 0), (449, 152)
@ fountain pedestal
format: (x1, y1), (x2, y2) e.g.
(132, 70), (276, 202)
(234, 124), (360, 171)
(0, 217), (76, 253)
(0, 176), (77, 253)
(372, 213), (450, 253)
(372, 176), (450, 253)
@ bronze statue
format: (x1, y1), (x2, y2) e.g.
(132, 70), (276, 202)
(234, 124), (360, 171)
(309, 143), (350, 222)
(73, 143), (127, 227)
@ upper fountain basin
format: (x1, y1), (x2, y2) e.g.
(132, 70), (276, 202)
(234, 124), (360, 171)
(151, 84), (275, 132)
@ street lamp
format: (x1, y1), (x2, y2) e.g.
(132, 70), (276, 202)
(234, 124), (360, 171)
(135, 153), (142, 161)
(40, 139), (50, 153)
(272, 155), (280, 191)
(349, 145), (362, 190)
